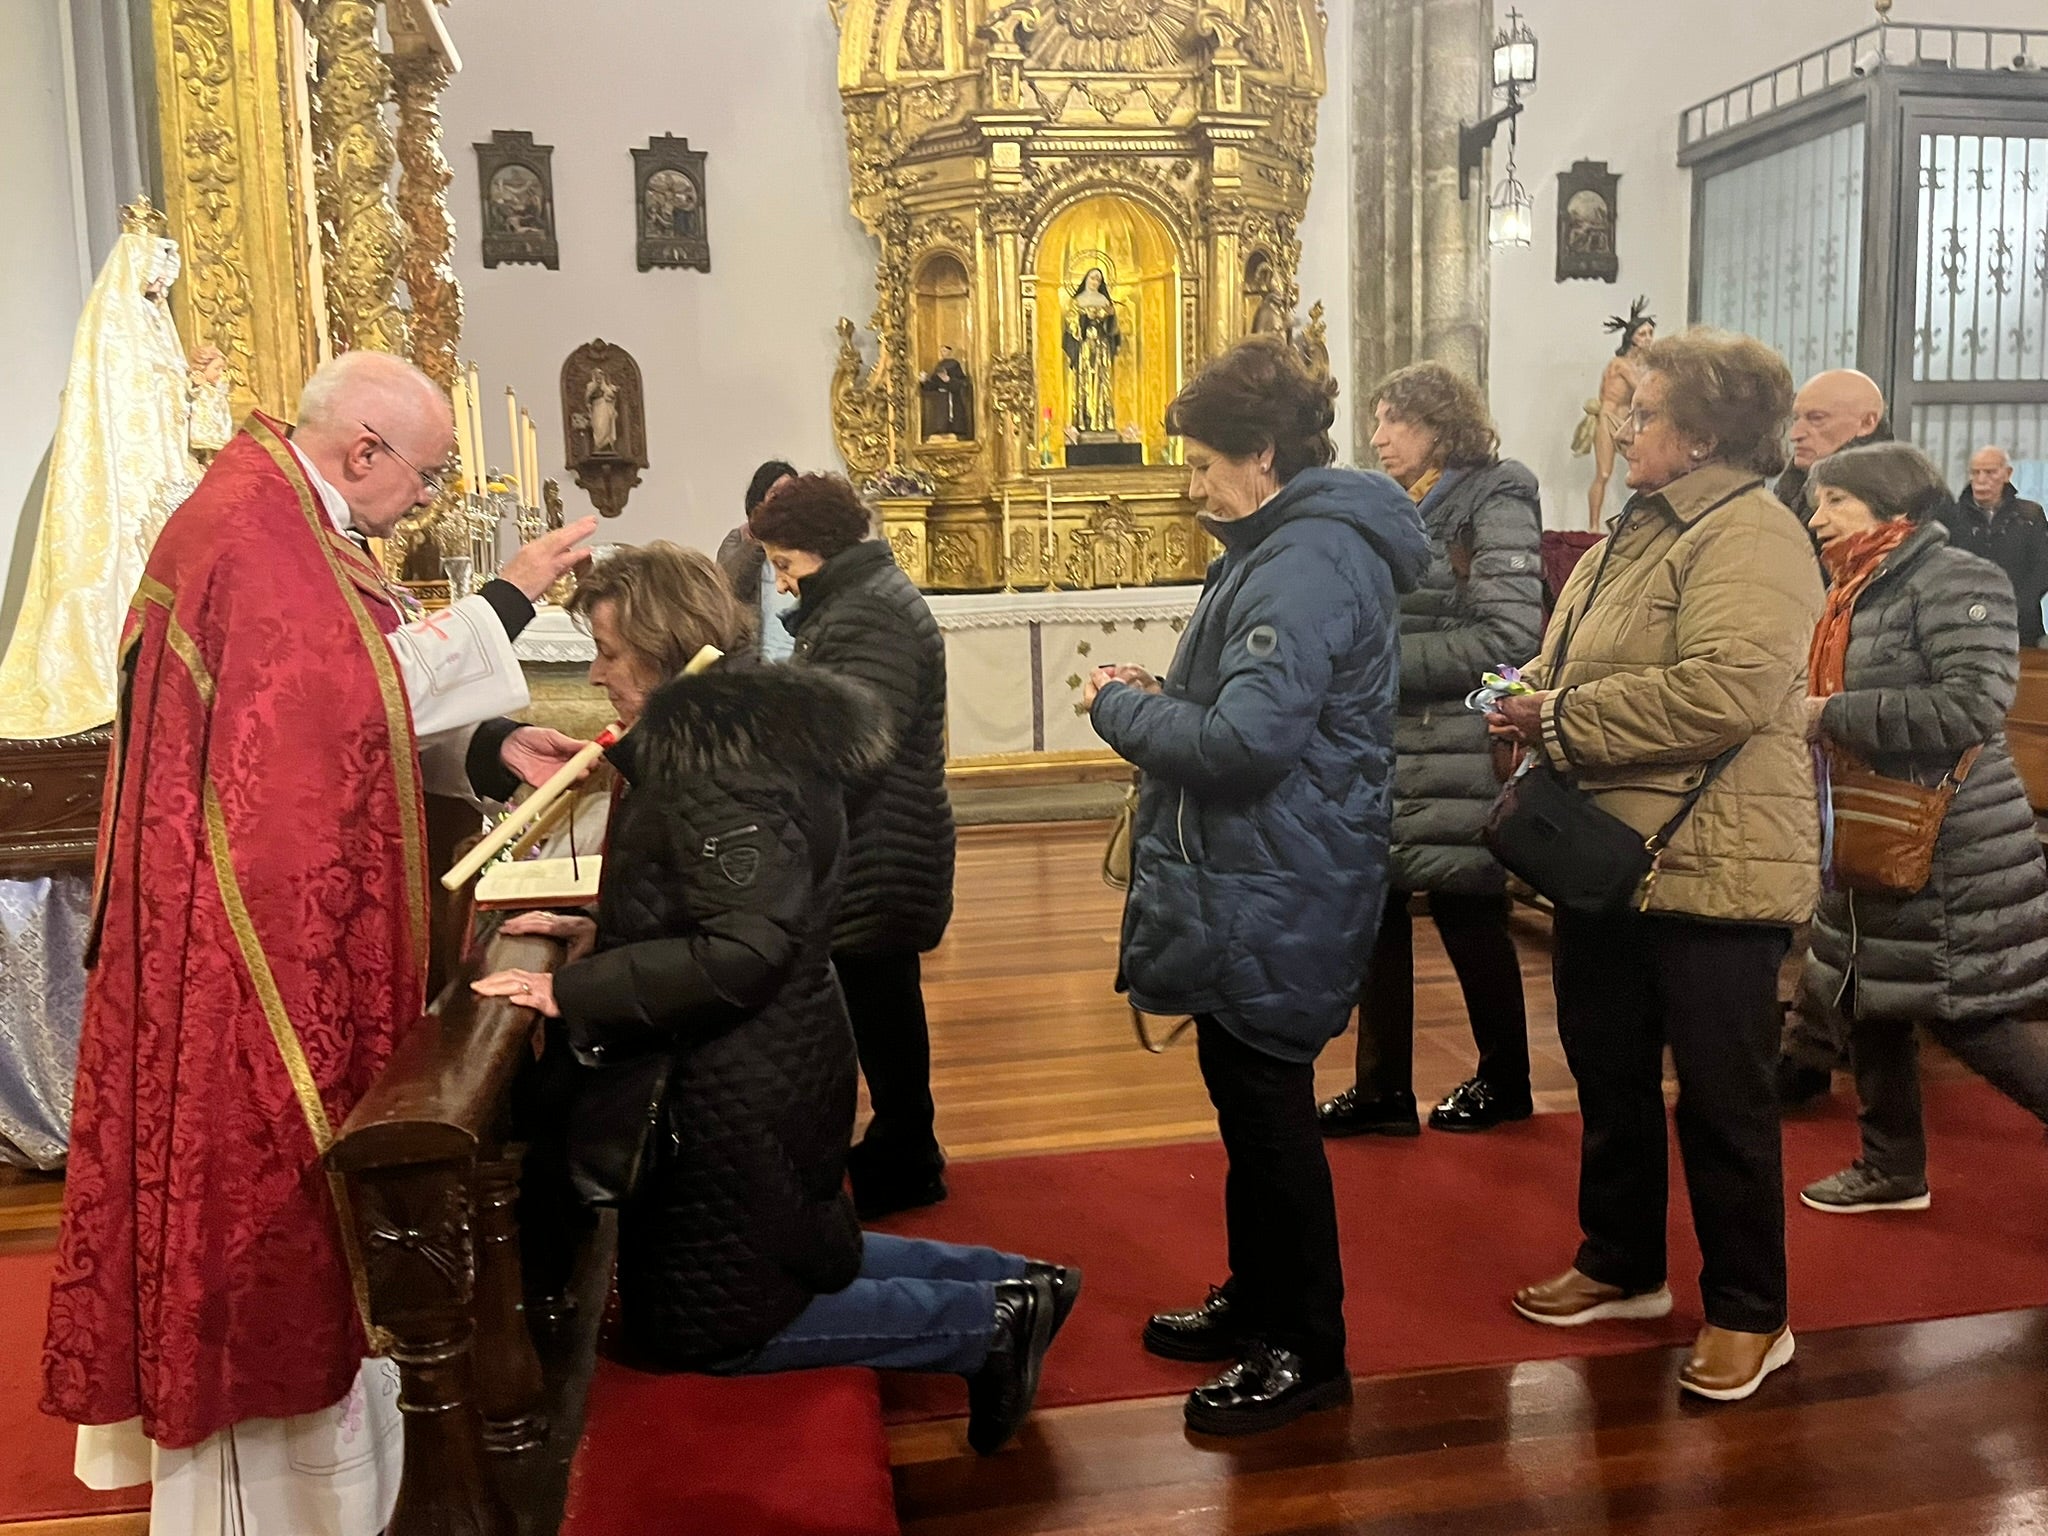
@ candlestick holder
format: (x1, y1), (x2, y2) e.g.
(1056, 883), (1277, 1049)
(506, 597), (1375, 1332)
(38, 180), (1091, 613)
(1041, 524), (1060, 593)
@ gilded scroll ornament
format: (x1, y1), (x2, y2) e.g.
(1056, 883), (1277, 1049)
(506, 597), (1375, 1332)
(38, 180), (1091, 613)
(311, 0), (411, 357)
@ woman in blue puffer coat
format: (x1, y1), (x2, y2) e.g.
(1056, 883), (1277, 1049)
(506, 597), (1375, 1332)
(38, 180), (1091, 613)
(1085, 335), (1429, 1438)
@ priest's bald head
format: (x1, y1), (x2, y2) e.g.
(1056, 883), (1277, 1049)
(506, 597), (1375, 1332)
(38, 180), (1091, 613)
(1789, 369), (1886, 471)
(294, 350), (457, 538)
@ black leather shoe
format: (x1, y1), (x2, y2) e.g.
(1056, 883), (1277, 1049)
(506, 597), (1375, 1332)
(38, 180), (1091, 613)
(1183, 1342), (1351, 1437)
(1317, 1086), (1422, 1139)
(1025, 1261), (1083, 1344)
(1143, 1284), (1243, 1362)
(1776, 1056), (1833, 1110)
(967, 1275), (1055, 1455)
(1427, 1076), (1533, 1133)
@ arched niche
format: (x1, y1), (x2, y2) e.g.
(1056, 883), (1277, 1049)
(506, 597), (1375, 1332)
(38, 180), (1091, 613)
(911, 250), (972, 377)
(1028, 194), (1183, 467)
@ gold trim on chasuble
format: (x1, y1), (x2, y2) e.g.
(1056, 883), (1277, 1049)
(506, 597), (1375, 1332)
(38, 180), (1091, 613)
(245, 416), (430, 977)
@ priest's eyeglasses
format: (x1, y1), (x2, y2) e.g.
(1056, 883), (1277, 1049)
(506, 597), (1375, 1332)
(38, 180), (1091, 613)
(361, 422), (448, 499)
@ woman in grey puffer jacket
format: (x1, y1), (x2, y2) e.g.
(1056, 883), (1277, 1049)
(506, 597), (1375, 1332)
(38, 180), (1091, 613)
(1319, 363), (1544, 1139)
(1798, 443), (2048, 1214)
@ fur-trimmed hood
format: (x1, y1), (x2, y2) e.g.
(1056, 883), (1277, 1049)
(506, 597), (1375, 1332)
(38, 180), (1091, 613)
(622, 663), (893, 789)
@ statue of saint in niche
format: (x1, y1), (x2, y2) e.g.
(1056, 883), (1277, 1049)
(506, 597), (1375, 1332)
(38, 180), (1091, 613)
(587, 368), (621, 455)
(919, 344), (974, 441)
(1062, 268), (1123, 436)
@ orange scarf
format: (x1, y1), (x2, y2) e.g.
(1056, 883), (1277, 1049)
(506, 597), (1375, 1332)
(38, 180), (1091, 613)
(1408, 467), (1442, 505)
(1808, 520), (1916, 698)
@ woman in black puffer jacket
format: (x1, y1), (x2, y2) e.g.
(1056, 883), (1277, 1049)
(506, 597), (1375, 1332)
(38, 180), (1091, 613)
(1798, 444), (2048, 1215)
(1318, 362), (1543, 1139)
(473, 544), (1072, 1455)
(751, 475), (956, 1220)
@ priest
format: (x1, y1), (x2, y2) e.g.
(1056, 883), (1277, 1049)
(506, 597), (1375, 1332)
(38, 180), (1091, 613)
(40, 350), (595, 1535)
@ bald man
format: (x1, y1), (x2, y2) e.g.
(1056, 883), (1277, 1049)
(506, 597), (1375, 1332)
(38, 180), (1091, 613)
(1941, 446), (2048, 646)
(42, 352), (593, 1536)
(1774, 369), (1891, 524)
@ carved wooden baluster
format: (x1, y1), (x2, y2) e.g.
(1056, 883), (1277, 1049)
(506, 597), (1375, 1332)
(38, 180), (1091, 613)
(351, 1159), (513, 1536)
(472, 1146), (548, 1452)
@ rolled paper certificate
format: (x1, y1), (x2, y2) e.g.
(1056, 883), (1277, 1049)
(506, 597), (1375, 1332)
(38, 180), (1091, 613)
(440, 643), (724, 891)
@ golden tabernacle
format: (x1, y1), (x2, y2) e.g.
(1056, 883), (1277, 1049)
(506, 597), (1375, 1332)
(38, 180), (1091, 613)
(829, 0), (1332, 591)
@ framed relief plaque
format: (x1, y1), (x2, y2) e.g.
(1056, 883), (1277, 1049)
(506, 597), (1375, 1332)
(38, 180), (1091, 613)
(633, 135), (711, 273)
(476, 129), (559, 270)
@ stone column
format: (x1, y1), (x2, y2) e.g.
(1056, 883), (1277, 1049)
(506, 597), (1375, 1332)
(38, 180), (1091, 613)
(1351, 0), (1491, 447)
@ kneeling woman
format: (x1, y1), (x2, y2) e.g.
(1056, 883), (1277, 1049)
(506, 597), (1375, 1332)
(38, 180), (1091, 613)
(474, 544), (1075, 1454)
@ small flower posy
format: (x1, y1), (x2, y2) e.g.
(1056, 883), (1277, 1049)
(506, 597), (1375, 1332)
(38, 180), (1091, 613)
(1466, 665), (1536, 715)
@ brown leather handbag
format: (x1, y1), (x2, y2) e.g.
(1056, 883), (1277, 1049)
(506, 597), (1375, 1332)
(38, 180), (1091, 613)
(1828, 746), (1981, 896)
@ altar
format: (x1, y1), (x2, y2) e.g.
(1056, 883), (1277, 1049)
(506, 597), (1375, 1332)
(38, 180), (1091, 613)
(931, 585), (1198, 766)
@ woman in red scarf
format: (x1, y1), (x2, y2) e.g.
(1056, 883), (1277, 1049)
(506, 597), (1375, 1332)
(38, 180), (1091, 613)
(1800, 443), (2048, 1213)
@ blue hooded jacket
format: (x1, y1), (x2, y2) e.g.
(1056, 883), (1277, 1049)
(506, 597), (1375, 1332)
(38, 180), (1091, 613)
(1091, 467), (1431, 1062)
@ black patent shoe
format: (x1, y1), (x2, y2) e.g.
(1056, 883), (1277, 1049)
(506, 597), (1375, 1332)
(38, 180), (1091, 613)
(1317, 1085), (1422, 1139)
(1025, 1261), (1083, 1344)
(1427, 1076), (1533, 1133)
(1183, 1342), (1352, 1437)
(967, 1274), (1056, 1455)
(1143, 1283), (1243, 1362)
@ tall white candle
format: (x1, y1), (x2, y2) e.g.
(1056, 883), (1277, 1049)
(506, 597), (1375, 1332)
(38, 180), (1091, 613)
(467, 364), (487, 487)
(505, 388), (523, 499)
(450, 372), (474, 488)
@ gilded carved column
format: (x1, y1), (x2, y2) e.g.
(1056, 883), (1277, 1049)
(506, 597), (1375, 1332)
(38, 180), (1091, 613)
(391, 44), (463, 392)
(1352, 0), (1491, 444)
(312, 0), (411, 357)
(152, 0), (324, 417)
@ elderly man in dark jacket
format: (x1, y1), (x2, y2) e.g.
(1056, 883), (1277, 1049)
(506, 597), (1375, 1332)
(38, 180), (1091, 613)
(1941, 446), (2048, 647)
(1087, 336), (1430, 1437)
(750, 474), (957, 1220)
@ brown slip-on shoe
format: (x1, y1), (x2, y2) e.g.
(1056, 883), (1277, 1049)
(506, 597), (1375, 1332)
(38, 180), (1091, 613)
(1511, 1267), (1674, 1328)
(1678, 1325), (1795, 1402)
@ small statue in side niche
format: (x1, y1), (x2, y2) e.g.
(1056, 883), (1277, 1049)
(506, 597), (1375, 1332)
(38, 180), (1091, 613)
(1573, 296), (1656, 528)
(919, 345), (975, 442)
(586, 368), (621, 456)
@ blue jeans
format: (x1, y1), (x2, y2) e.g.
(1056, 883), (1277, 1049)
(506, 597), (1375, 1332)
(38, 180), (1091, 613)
(730, 1233), (1026, 1377)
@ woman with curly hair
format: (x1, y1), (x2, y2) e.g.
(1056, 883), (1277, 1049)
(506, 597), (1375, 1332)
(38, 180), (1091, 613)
(1318, 362), (1545, 1140)
(1085, 335), (1430, 1435)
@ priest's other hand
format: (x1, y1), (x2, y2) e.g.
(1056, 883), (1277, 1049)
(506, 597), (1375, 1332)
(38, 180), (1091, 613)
(501, 911), (598, 963)
(501, 725), (591, 788)
(473, 968), (560, 1017)
(502, 516), (600, 600)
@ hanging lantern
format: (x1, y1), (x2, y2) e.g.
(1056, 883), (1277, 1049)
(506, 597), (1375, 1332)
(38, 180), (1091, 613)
(1493, 9), (1539, 96)
(1489, 166), (1534, 250)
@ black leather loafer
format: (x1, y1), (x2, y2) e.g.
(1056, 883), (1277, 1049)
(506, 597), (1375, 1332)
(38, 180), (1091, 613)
(1025, 1260), (1083, 1344)
(1427, 1076), (1533, 1133)
(967, 1274), (1055, 1455)
(1183, 1343), (1352, 1437)
(1143, 1283), (1243, 1362)
(1317, 1086), (1422, 1139)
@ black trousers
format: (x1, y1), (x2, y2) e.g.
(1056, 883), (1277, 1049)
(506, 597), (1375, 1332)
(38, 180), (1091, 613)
(1553, 908), (1790, 1335)
(837, 949), (942, 1172)
(1196, 1015), (1346, 1374)
(1355, 890), (1531, 1097)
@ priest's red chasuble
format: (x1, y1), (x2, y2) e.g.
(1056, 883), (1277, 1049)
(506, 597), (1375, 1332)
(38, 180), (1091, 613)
(41, 416), (429, 1450)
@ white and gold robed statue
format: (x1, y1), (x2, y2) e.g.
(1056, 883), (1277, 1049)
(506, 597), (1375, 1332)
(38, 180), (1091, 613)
(0, 199), (227, 740)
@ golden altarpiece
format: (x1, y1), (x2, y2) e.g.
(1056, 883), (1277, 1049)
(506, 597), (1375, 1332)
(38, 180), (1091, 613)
(829, 0), (1331, 593)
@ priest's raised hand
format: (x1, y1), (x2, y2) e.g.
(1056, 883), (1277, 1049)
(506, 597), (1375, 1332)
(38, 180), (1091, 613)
(501, 514), (600, 599)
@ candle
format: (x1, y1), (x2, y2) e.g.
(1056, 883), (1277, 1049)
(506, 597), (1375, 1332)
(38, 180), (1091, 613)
(505, 388), (522, 500)
(1001, 491), (1013, 589)
(466, 364), (487, 489)
(523, 413), (540, 506)
(1044, 483), (1056, 588)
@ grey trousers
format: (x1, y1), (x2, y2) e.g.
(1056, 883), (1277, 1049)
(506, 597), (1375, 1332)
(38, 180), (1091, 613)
(1851, 1012), (2048, 1181)
(1781, 1000), (1849, 1072)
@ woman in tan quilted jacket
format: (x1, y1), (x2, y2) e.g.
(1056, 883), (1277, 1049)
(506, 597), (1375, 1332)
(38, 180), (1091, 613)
(1487, 330), (1824, 1405)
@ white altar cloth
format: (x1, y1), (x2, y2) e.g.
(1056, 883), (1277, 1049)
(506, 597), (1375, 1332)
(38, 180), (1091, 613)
(926, 587), (1199, 762)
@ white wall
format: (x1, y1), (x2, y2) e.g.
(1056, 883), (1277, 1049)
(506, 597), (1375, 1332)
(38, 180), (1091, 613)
(0, 0), (94, 633)
(443, 0), (1356, 555)
(1489, 0), (2048, 530)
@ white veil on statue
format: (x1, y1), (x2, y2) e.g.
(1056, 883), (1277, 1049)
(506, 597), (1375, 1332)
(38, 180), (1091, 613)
(0, 200), (206, 740)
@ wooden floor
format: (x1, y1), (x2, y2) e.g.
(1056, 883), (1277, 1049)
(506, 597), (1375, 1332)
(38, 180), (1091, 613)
(4, 820), (2027, 1535)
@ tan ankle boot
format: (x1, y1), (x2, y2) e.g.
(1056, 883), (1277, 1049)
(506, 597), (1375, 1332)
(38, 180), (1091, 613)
(1511, 1267), (1674, 1328)
(1678, 1324), (1794, 1401)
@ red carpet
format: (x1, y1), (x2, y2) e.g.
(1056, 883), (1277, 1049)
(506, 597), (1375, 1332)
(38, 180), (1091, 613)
(0, 1247), (144, 1522)
(873, 1077), (2048, 1422)
(561, 1362), (898, 1536)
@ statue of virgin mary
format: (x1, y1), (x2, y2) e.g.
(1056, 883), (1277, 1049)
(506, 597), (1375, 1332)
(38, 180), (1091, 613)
(0, 201), (213, 741)
(1061, 268), (1123, 435)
